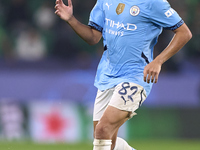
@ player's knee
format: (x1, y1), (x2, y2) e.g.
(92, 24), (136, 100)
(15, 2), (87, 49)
(95, 123), (111, 138)
(95, 123), (109, 134)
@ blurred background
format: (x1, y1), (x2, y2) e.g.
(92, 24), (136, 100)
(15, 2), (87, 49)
(0, 0), (199, 145)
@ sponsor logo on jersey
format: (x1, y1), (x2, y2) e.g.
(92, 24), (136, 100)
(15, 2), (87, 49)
(105, 18), (137, 31)
(130, 6), (140, 16)
(105, 18), (137, 36)
(116, 3), (125, 15)
(165, 8), (175, 17)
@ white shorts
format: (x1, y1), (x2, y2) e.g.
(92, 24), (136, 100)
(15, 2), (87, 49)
(93, 82), (147, 121)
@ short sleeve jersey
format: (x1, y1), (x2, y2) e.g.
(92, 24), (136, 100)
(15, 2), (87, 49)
(88, 0), (183, 96)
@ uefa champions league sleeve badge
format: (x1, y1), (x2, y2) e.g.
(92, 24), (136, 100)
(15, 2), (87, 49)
(130, 6), (140, 16)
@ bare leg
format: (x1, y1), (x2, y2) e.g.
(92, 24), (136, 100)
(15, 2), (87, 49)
(94, 121), (120, 150)
(94, 106), (130, 150)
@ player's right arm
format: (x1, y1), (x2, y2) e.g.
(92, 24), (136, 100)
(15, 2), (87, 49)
(55, 0), (102, 45)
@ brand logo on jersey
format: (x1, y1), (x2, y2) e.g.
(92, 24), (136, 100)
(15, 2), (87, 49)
(105, 3), (112, 10)
(116, 3), (125, 15)
(165, 8), (175, 17)
(130, 6), (140, 16)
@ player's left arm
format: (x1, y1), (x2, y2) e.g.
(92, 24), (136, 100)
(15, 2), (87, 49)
(143, 23), (192, 83)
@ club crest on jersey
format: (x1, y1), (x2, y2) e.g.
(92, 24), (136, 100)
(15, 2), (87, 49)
(130, 6), (140, 16)
(116, 3), (125, 15)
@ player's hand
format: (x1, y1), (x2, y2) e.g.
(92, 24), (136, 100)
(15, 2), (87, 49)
(143, 60), (162, 83)
(55, 0), (73, 22)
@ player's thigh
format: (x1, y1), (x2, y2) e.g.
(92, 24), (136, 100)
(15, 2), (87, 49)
(98, 105), (129, 130)
(93, 121), (98, 137)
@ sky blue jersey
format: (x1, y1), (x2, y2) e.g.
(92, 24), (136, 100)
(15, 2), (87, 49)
(88, 0), (184, 96)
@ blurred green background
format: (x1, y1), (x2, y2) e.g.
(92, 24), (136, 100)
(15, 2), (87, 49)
(0, 139), (200, 150)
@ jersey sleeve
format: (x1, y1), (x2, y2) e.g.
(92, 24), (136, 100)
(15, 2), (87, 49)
(88, 0), (104, 32)
(149, 0), (184, 30)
